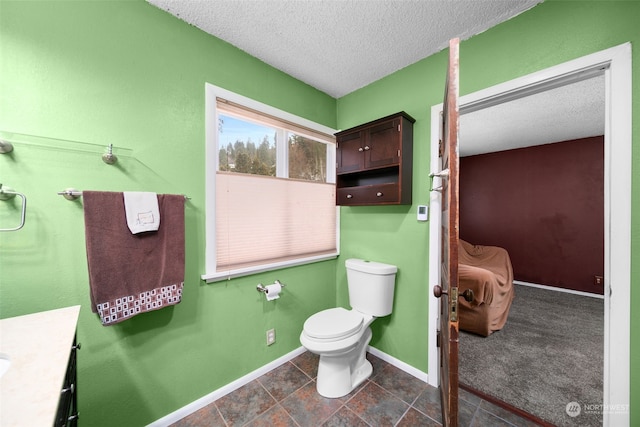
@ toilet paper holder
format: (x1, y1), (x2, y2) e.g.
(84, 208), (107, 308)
(257, 280), (286, 294)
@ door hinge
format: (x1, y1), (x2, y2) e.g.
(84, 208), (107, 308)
(436, 330), (441, 348)
(397, 149), (401, 157)
(397, 124), (400, 132)
(450, 287), (458, 322)
(438, 139), (444, 157)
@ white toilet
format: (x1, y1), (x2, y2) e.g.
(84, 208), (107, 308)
(300, 258), (398, 398)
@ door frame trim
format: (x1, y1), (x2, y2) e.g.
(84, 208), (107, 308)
(428, 42), (631, 426)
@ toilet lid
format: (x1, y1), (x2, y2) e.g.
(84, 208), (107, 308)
(303, 307), (363, 340)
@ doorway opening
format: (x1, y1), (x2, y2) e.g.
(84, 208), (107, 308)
(428, 43), (631, 426)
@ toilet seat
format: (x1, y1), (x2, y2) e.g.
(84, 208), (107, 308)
(303, 307), (363, 341)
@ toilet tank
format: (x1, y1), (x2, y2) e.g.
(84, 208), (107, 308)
(346, 259), (398, 317)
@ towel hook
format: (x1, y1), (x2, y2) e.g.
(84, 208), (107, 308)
(429, 168), (449, 192)
(0, 184), (27, 231)
(0, 139), (13, 154)
(102, 144), (117, 165)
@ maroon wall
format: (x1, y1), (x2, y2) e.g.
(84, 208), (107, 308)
(459, 136), (604, 294)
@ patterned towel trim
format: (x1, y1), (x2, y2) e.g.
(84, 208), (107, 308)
(96, 282), (184, 325)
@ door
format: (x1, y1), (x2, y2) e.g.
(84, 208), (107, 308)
(433, 37), (460, 427)
(428, 42), (631, 427)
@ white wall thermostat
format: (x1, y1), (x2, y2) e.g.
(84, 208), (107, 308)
(417, 205), (429, 222)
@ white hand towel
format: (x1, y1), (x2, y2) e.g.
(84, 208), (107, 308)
(123, 192), (160, 234)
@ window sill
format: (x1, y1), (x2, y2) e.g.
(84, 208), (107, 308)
(201, 252), (339, 283)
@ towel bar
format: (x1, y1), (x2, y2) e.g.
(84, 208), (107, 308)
(57, 189), (191, 201)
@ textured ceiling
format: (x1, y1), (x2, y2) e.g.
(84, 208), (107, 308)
(147, 0), (604, 155)
(147, 0), (542, 98)
(460, 74), (605, 156)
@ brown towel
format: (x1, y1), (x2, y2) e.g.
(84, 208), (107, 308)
(83, 191), (185, 325)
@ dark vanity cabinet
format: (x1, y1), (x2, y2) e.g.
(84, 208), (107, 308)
(0, 305), (81, 426)
(336, 112), (414, 206)
(55, 337), (80, 427)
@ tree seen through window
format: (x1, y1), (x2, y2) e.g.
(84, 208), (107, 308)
(218, 114), (327, 182)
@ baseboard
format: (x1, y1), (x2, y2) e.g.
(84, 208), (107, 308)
(513, 280), (604, 299)
(148, 346), (427, 426)
(147, 347), (306, 427)
(366, 346), (429, 383)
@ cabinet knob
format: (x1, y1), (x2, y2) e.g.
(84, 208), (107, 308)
(346, 194), (353, 199)
(376, 192), (383, 197)
(61, 383), (75, 395)
(358, 147), (364, 152)
(364, 145), (370, 151)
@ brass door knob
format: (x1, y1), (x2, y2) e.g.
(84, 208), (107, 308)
(461, 289), (474, 302)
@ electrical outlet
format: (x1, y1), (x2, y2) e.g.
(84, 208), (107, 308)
(266, 328), (276, 346)
(595, 275), (604, 286)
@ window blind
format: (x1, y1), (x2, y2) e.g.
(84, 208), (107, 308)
(216, 172), (337, 271)
(213, 97), (337, 274)
(216, 97), (335, 144)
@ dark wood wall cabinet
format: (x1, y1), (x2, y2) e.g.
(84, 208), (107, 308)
(335, 112), (414, 206)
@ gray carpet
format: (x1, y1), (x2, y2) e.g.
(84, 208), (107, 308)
(459, 284), (603, 426)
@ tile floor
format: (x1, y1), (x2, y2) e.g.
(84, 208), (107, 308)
(170, 351), (540, 427)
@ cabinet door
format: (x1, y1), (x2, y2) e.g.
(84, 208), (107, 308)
(366, 118), (400, 169)
(336, 130), (365, 173)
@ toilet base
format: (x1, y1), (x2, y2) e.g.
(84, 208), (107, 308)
(316, 327), (373, 398)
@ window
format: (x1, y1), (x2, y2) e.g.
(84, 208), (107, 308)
(203, 84), (338, 282)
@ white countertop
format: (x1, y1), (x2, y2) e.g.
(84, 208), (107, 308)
(0, 305), (81, 427)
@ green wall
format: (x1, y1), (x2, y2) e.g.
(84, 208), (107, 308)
(337, 0), (639, 424)
(1, 0), (638, 425)
(0, 1), (336, 426)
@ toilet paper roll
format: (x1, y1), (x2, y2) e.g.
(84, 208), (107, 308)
(265, 283), (282, 301)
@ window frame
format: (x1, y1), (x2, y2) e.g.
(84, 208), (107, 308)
(202, 83), (339, 283)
